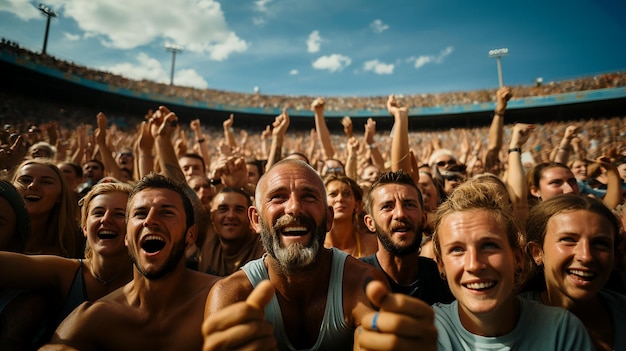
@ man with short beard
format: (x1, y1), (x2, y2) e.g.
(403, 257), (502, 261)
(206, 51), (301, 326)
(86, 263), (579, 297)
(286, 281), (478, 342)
(360, 171), (454, 305)
(203, 160), (439, 351)
(42, 173), (220, 350)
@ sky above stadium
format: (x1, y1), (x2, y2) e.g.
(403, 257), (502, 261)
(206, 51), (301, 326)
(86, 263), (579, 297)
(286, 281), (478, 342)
(1, 0), (625, 97)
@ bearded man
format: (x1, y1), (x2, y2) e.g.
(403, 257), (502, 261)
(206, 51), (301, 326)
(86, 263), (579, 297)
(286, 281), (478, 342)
(203, 160), (439, 351)
(360, 171), (454, 305)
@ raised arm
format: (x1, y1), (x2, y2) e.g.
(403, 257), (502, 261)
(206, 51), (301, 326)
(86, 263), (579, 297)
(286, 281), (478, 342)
(506, 123), (535, 226)
(311, 98), (336, 159)
(387, 95), (411, 172)
(363, 118), (386, 172)
(485, 86), (511, 174)
(222, 114), (238, 150)
(345, 137), (359, 180)
(136, 119), (155, 179)
(190, 118), (212, 172)
(552, 125), (579, 164)
(265, 108), (290, 171)
(94, 112), (124, 181)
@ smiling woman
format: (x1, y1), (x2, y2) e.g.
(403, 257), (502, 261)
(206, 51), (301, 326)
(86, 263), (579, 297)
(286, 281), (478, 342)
(431, 180), (593, 350)
(11, 159), (82, 258)
(0, 182), (133, 347)
(521, 194), (626, 351)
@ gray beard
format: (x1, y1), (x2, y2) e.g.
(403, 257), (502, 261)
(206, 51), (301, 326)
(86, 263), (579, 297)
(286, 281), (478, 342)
(259, 214), (326, 274)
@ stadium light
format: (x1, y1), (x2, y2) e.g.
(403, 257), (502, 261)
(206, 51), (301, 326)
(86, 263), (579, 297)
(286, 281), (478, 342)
(165, 43), (183, 86)
(38, 3), (57, 55)
(488, 48), (508, 88)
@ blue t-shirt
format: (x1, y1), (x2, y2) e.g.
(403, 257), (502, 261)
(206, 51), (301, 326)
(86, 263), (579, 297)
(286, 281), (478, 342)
(520, 289), (626, 350)
(433, 297), (593, 350)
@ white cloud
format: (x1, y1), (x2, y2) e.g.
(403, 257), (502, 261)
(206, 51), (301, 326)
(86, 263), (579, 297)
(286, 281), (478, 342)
(289, 69), (298, 75)
(307, 30), (321, 53)
(363, 59), (394, 74)
(312, 54), (351, 72)
(41, 0), (247, 61)
(64, 32), (80, 41)
(255, 0), (272, 12)
(370, 19), (389, 34)
(174, 69), (209, 89)
(103, 52), (207, 89)
(411, 46), (454, 69)
(252, 17), (266, 26)
(0, 0), (41, 21)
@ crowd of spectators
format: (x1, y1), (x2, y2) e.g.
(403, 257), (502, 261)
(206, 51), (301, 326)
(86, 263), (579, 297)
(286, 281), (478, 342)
(0, 36), (625, 350)
(2, 38), (625, 112)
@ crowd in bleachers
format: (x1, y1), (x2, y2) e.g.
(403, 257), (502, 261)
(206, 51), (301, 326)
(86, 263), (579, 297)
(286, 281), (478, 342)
(2, 38), (626, 112)
(0, 36), (625, 350)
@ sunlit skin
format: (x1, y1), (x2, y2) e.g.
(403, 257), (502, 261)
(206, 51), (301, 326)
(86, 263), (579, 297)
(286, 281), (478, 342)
(211, 192), (250, 242)
(178, 156), (205, 179)
(187, 176), (214, 208)
(125, 188), (196, 279)
(13, 164), (62, 218)
(437, 210), (523, 336)
(417, 174), (439, 212)
(246, 164), (261, 185)
(364, 184), (424, 255)
(531, 166), (579, 200)
(617, 163), (626, 183)
(360, 165), (380, 183)
(570, 160), (588, 182)
(326, 180), (357, 222)
(529, 210), (614, 306)
(84, 192), (129, 258)
(251, 162), (332, 251)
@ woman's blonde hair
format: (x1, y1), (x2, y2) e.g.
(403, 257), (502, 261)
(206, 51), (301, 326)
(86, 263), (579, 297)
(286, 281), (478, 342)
(11, 159), (81, 257)
(79, 182), (133, 258)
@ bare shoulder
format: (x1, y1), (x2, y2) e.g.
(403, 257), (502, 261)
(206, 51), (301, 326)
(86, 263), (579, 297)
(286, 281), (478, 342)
(205, 270), (254, 314)
(344, 255), (387, 291)
(50, 298), (128, 350)
(342, 255), (388, 326)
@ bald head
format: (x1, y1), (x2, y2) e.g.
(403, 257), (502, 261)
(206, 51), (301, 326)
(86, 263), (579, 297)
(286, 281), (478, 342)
(255, 159), (325, 208)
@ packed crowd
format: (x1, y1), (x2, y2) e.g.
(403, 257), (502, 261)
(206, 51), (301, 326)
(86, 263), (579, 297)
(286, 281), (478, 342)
(2, 38), (626, 111)
(1, 36), (626, 350)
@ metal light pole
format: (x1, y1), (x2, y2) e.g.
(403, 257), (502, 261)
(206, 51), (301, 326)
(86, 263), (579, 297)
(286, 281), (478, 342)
(488, 48), (508, 87)
(38, 3), (57, 55)
(165, 43), (183, 86)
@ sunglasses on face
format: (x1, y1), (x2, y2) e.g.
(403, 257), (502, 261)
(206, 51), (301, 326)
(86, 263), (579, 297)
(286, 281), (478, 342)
(325, 167), (344, 175)
(118, 152), (133, 158)
(436, 160), (456, 167)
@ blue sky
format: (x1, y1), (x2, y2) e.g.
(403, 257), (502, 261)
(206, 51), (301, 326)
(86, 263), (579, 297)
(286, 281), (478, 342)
(1, 0), (625, 97)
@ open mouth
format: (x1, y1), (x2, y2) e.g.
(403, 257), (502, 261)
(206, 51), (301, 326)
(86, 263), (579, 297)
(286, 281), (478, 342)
(97, 230), (117, 240)
(141, 235), (166, 253)
(24, 194), (42, 203)
(280, 225), (309, 237)
(463, 281), (496, 291)
(567, 269), (595, 281)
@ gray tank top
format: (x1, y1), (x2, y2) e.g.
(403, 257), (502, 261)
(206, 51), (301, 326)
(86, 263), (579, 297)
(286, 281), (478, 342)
(241, 248), (354, 351)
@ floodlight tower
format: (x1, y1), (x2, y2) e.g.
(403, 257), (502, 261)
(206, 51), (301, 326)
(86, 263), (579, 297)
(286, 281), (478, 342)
(38, 3), (57, 55)
(488, 48), (508, 87)
(165, 43), (183, 86)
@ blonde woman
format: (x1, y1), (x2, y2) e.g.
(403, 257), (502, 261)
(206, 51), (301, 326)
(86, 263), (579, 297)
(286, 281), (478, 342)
(0, 182), (133, 345)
